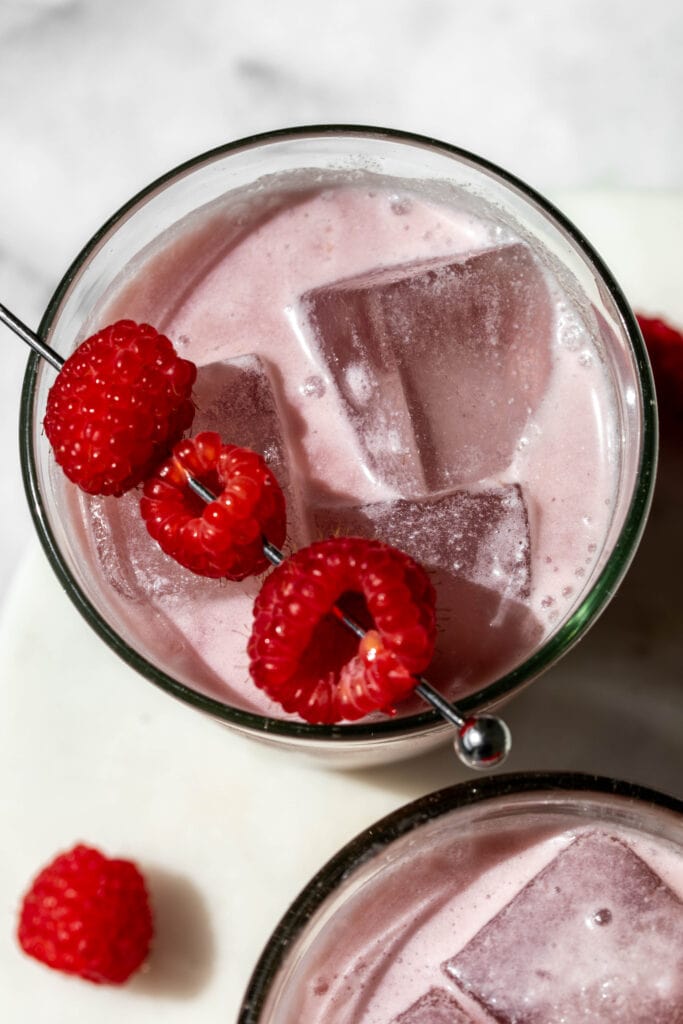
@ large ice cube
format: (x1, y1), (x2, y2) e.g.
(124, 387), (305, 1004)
(391, 987), (477, 1023)
(313, 486), (542, 697)
(302, 244), (553, 496)
(443, 831), (683, 1023)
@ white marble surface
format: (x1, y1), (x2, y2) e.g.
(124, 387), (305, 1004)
(1, 3), (683, 1021)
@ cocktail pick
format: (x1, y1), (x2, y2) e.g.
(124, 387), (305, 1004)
(1, 303), (511, 769)
(1, 303), (64, 370)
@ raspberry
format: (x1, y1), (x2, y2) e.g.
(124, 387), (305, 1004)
(248, 537), (436, 723)
(140, 431), (287, 579)
(44, 319), (197, 496)
(636, 313), (683, 429)
(17, 843), (153, 984)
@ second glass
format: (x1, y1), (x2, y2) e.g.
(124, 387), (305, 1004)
(238, 773), (683, 1022)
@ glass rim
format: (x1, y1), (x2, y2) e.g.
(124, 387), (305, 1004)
(19, 123), (658, 742)
(237, 770), (683, 1023)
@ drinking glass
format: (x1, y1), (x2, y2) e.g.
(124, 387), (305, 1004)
(20, 126), (656, 765)
(239, 772), (683, 1022)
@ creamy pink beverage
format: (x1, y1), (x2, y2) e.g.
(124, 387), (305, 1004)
(58, 172), (620, 720)
(241, 779), (683, 1024)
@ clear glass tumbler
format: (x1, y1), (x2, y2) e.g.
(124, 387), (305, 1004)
(20, 126), (656, 765)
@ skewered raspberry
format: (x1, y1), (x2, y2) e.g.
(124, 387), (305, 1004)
(140, 431), (286, 579)
(44, 319), (196, 495)
(248, 536), (436, 723)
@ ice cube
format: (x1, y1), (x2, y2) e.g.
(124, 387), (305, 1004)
(194, 352), (306, 547)
(81, 490), (215, 602)
(84, 490), (140, 603)
(313, 486), (542, 696)
(77, 489), (231, 692)
(443, 832), (683, 1023)
(194, 353), (290, 491)
(315, 485), (531, 600)
(391, 987), (477, 1023)
(302, 244), (552, 496)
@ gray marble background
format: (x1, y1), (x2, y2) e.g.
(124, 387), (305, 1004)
(1, 0), (682, 611)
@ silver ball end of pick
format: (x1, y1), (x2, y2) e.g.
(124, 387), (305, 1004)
(454, 715), (511, 770)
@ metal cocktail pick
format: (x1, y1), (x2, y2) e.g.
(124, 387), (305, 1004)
(1, 302), (512, 769)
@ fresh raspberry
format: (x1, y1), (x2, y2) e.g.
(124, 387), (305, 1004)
(44, 319), (197, 496)
(140, 431), (287, 579)
(17, 843), (153, 984)
(636, 313), (683, 429)
(248, 537), (436, 723)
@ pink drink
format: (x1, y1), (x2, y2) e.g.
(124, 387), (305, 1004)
(240, 777), (683, 1023)
(60, 178), (618, 718)
(24, 129), (652, 758)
